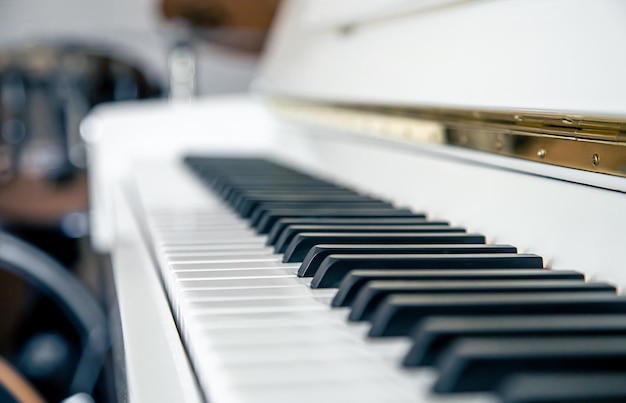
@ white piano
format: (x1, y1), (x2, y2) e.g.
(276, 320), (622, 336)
(84, 1), (626, 402)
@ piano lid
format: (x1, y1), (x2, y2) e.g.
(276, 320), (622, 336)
(254, 0), (626, 182)
(256, 0), (626, 116)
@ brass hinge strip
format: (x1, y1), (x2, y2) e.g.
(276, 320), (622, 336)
(270, 99), (626, 178)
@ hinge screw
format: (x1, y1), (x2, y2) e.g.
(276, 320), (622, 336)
(537, 148), (546, 159)
(592, 154), (600, 167)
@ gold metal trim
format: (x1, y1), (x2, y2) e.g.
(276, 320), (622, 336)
(270, 99), (626, 178)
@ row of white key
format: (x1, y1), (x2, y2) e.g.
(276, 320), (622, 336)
(138, 183), (493, 403)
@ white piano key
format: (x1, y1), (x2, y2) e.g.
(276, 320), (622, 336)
(184, 296), (327, 313)
(207, 357), (401, 384)
(185, 310), (347, 330)
(153, 218), (259, 230)
(227, 380), (418, 403)
(162, 243), (272, 252)
(169, 255), (282, 268)
(181, 285), (336, 301)
(181, 286), (305, 302)
(155, 229), (260, 241)
(184, 296), (332, 313)
(151, 218), (249, 226)
(151, 222), (250, 231)
(177, 277), (304, 289)
(173, 271), (298, 311)
(164, 248), (275, 258)
(203, 341), (378, 365)
(150, 215), (241, 224)
(154, 213), (240, 218)
(193, 360), (421, 403)
(174, 268), (297, 279)
(152, 220), (245, 228)
(198, 323), (355, 345)
(158, 238), (268, 246)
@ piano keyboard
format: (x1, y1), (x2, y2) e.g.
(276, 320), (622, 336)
(137, 156), (626, 403)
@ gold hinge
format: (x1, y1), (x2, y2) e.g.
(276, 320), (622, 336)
(269, 98), (626, 178)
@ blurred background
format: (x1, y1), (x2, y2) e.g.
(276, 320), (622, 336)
(0, 1), (279, 401)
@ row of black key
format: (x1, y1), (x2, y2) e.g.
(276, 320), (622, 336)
(185, 156), (626, 403)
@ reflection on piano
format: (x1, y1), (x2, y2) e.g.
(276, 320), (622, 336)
(84, 1), (626, 402)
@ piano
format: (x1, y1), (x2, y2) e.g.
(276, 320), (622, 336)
(84, 1), (626, 402)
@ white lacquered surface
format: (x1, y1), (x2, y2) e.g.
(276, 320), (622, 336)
(260, 0), (626, 116)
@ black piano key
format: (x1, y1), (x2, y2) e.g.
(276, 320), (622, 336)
(212, 175), (323, 185)
(214, 170), (334, 178)
(249, 201), (395, 222)
(499, 373), (626, 403)
(433, 336), (626, 393)
(311, 253), (543, 288)
(332, 269), (585, 307)
(283, 233), (485, 263)
(214, 173), (328, 182)
(350, 280), (616, 321)
(252, 208), (417, 233)
(237, 194), (376, 216)
(368, 293), (626, 337)
(218, 176), (327, 182)
(227, 187), (356, 205)
(224, 185), (341, 202)
(406, 314), (626, 367)
(267, 217), (438, 245)
(254, 209), (418, 234)
(299, 244), (517, 277)
(216, 179), (332, 194)
(212, 174), (313, 183)
(184, 155), (271, 168)
(274, 225), (461, 252)
(223, 183), (344, 201)
(189, 164), (301, 181)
